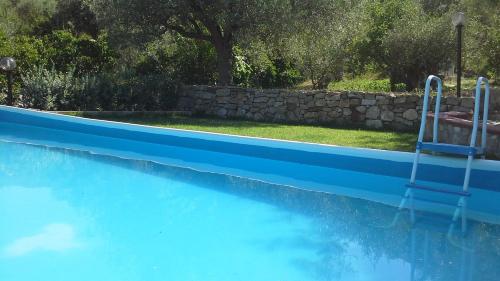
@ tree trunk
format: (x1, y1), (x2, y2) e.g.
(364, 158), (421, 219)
(390, 70), (405, 91)
(213, 39), (233, 86)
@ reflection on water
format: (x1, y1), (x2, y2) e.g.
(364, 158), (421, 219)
(4, 223), (80, 257)
(0, 141), (499, 281)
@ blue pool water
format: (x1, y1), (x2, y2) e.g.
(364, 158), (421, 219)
(1, 140), (500, 281)
(1, 106), (500, 281)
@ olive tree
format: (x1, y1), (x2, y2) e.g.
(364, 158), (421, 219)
(91, 0), (284, 85)
(383, 10), (453, 90)
(274, 0), (361, 89)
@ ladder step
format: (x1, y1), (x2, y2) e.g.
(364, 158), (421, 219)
(417, 142), (484, 156)
(406, 183), (471, 197)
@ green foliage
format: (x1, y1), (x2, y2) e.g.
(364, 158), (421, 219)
(35, 0), (99, 37)
(42, 30), (116, 75)
(0, 29), (46, 101)
(383, 7), (454, 90)
(0, 30), (46, 72)
(328, 78), (406, 92)
(20, 66), (178, 111)
(91, 0), (287, 85)
(463, 1), (500, 79)
(277, 0), (356, 89)
(20, 66), (76, 110)
(137, 36), (301, 88)
(0, 0), (499, 109)
(232, 45), (302, 88)
(350, 0), (409, 73)
(137, 35), (217, 85)
(0, 0), (56, 35)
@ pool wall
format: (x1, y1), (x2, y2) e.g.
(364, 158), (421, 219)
(1, 105), (499, 192)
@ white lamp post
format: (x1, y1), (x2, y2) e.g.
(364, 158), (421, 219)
(452, 12), (465, 98)
(0, 57), (17, 106)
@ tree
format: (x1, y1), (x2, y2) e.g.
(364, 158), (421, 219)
(0, 0), (56, 35)
(42, 30), (116, 75)
(461, 0), (500, 79)
(383, 7), (453, 90)
(274, 0), (359, 89)
(136, 34), (218, 84)
(91, 0), (281, 85)
(35, 0), (99, 37)
(350, 0), (408, 73)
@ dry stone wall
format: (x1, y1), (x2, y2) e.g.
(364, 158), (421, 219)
(424, 113), (500, 158)
(177, 85), (494, 131)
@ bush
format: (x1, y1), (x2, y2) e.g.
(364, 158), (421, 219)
(20, 66), (178, 111)
(233, 45), (303, 88)
(383, 11), (453, 90)
(109, 70), (179, 111)
(19, 66), (75, 110)
(42, 30), (116, 75)
(0, 30), (47, 101)
(136, 35), (217, 85)
(328, 78), (406, 92)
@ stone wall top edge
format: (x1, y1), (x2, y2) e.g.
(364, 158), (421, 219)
(181, 85), (425, 97)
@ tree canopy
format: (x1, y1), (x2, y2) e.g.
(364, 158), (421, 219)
(0, 0), (499, 98)
(91, 0), (288, 85)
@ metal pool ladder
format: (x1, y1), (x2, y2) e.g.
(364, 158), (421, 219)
(393, 76), (491, 234)
(409, 75), (491, 195)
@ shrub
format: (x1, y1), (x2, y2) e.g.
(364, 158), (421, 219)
(20, 66), (75, 110)
(20, 66), (178, 111)
(328, 78), (406, 92)
(233, 45), (303, 89)
(136, 35), (217, 85)
(42, 30), (116, 75)
(0, 30), (47, 101)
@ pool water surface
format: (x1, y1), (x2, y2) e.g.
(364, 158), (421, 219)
(1, 141), (499, 281)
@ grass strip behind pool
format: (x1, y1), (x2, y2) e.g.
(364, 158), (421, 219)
(66, 114), (417, 152)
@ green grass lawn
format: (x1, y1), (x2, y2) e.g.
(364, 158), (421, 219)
(73, 114), (417, 152)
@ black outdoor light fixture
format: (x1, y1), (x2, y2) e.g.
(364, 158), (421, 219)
(0, 57), (17, 106)
(452, 12), (465, 98)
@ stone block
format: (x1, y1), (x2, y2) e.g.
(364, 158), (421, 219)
(215, 88), (230, 96)
(350, 98), (361, 106)
(348, 92), (362, 98)
(343, 108), (352, 116)
(253, 96), (268, 103)
(376, 96), (390, 105)
(366, 106), (380, 119)
(366, 120), (383, 129)
(325, 94), (341, 101)
(395, 96), (406, 104)
(287, 96), (299, 104)
(446, 97), (460, 106)
(315, 99), (327, 106)
(361, 99), (377, 106)
(381, 110), (395, 121)
(355, 106), (367, 113)
(328, 108), (343, 118)
(461, 97), (475, 109)
(314, 92), (325, 99)
(403, 109), (418, 121)
(216, 108), (227, 117)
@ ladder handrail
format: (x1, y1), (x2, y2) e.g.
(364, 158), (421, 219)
(472, 77), (490, 151)
(417, 75), (443, 144)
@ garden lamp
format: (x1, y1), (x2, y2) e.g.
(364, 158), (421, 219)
(0, 57), (17, 106)
(452, 12), (465, 98)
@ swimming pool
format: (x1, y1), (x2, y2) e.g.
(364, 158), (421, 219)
(1, 106), (499, 281)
